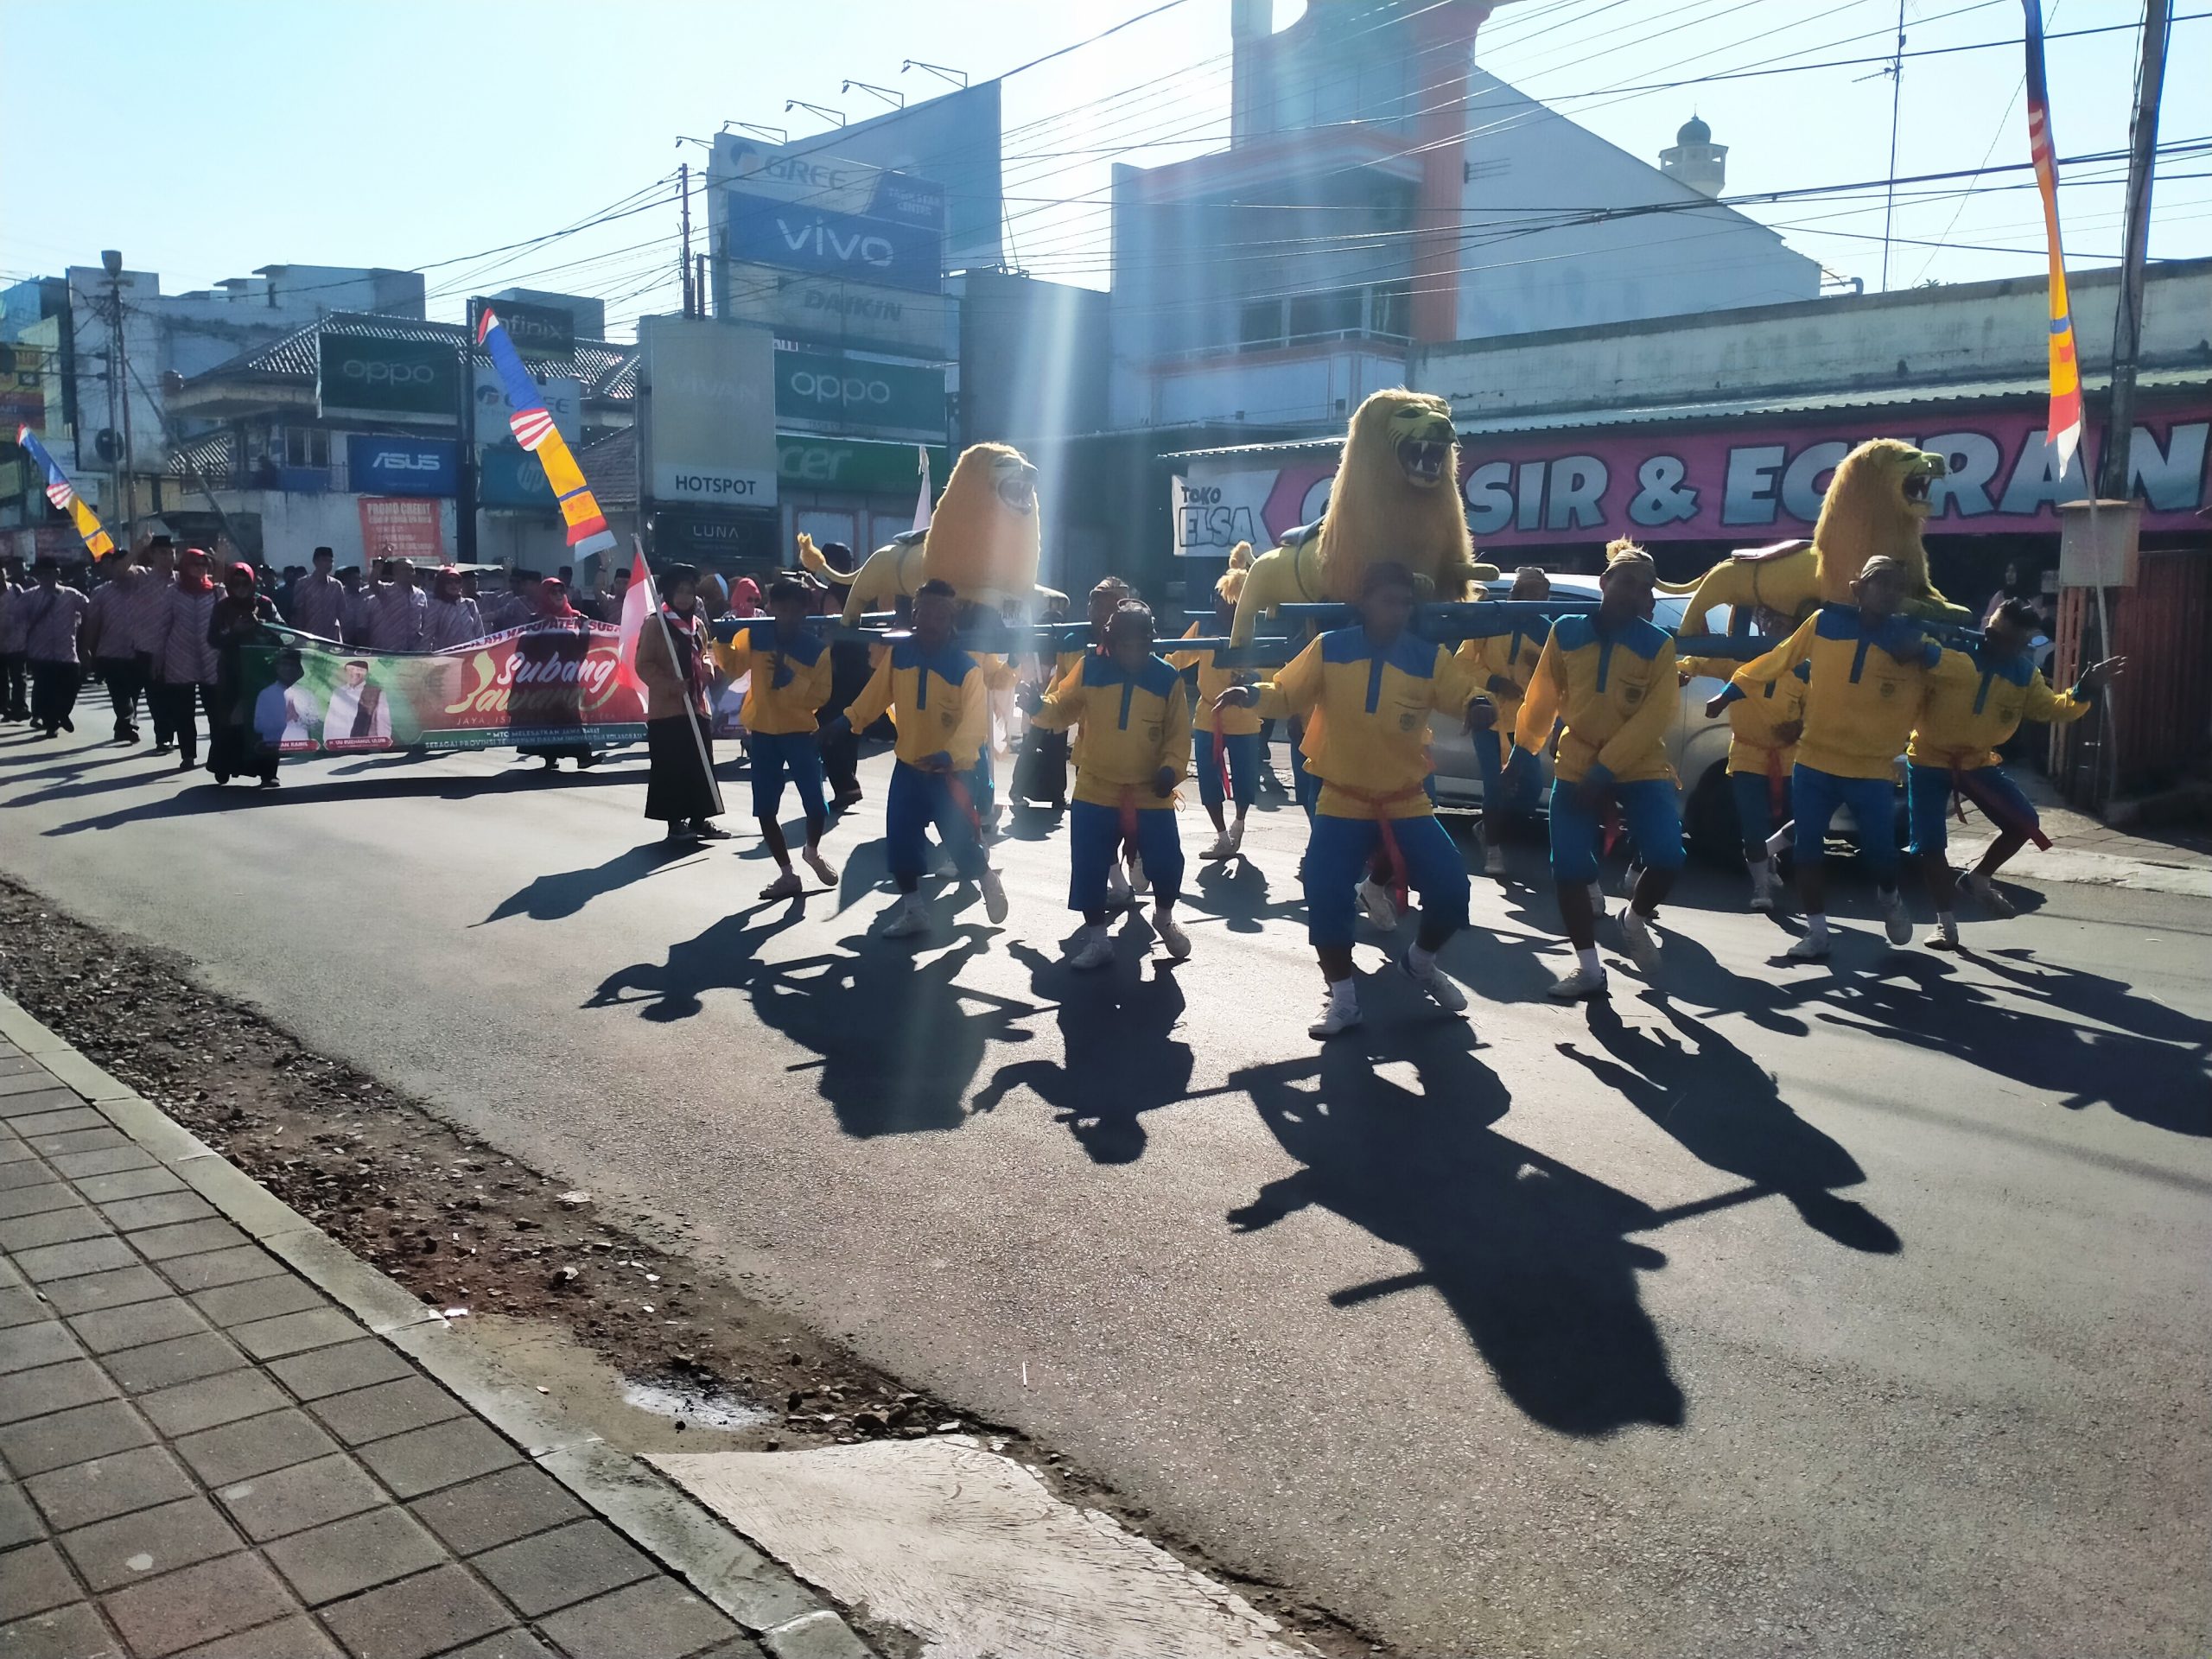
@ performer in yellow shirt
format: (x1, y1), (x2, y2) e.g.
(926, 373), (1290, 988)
(1169, 560), (1262, 861)
(710, 577), (838, 901)
(1734, 555), (1940, 961)
(1514, 543), (1683, 1001)
(1684, 605), (1804, 913)
(1013, 575), (1128, 814)
(1025, 601), (1193, 969)
(823, 580), (1009, 938)
(1456, 563), (1551, 875)
(1907, 598), (2120, 946)
(1217, 562), (1479, 1039)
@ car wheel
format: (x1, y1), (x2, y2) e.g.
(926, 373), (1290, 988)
(1687, 762), (1741, 865)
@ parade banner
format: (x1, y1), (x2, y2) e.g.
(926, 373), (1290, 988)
(241, 620), (646, 754)
(1173, 405), (2212, 553)
(16, 423), (116, 560)
(2022, 0), (2085, 475)
(476, 305), (616, 556)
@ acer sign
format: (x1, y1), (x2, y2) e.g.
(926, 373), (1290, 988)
(316, 334), (458, 422)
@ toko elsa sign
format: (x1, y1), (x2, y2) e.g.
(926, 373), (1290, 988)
(1173, 406), (2209, 554)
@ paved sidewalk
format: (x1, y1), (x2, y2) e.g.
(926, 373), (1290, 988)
(0, 1009), (867, 1659)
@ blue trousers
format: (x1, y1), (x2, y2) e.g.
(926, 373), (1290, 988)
(1548, 777), (1685, 884)
(1475, 728), (1540, 817)
(1069, 799), (1184, 910)
(1304, 812), (1469, 949)
(1792, 764), (1899, 877)
(1288, 720), (1319, 821)
(1731, 769), (1784, 855)
(1195, 729), (1260, 811)
(885, 760), (987, 890)
(749, 730), (827, 823)
(1906, 761), (2037, 858)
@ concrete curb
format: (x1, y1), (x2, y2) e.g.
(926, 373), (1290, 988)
(0, 988), (879, 1659)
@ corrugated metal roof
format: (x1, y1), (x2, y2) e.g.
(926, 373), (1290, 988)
(189, 312), (639, 403)
(1163, 365), (2212, 461)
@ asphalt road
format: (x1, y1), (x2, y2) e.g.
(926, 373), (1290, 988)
(3, 724), (2207, 1658)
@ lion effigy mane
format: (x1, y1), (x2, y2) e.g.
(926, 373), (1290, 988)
(1659, 438), (1969, 632)
(1229, 389), (1493, 645)
(802, 442), (1046, 624)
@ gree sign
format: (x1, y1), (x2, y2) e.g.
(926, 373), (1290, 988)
(318, 334), (456, 421)
(773, 348), (943, 438)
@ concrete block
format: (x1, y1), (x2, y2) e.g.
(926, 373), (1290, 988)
(24, 1444), (195, 1531)
(11, 1236), (136, 1284)
(404, 1464), (586, 1556)
(90, 1095), (213, 1166)
(37, 1266), (168, 1317)
(188, 1275), (327, 1330)
(308, 1376), (467, 1448)
(262, 1505), (446, 1606)
(66, 1296), (212, 1356)
(29, 1047), (136, 1103)
(157, 1246), (285, 1294)
(0, 1541), (79, 1620)
(265, 1338), (415, 1403)
(534, 1576), (746, 1659)
(103, 1332), (246, 1395)
(175, 1408), (340, 1487)
(102, 1550), (300, 1658)
(169, 1157), (309, 1243)
(0, 1399), (152, 1478)
(355, 1419), (521, 1500)
(764, 1609), (879, 1659)
(214, 1452), (386, 1543)
(262, 1227), (435, 1336)
(138, 1370), (291, 1439)
(315, 1561), (509, 1659)
(472, 1517), (656, 1617)
(59, 1493), (244, 1592)
(123, 1219), (250, 1262)
(98, 1192), (218, 1233)
(0, 1360), (117, 1427)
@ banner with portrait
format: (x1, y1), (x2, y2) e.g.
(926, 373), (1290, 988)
(240, 620), (648, 754)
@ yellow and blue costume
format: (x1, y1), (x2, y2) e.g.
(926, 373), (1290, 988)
(1172, 621), (1263, 811)
(1456, 620), (1547, 817)
(713, 624), (833, 822)
(1031, 652), (1192, 912)
(1736, 605), (1939, 876)
(1905, 645), (2093, 857)
(1682, 652), (1805, 856)
(1250, 627), (1475, 948)
(844, 639), (993, 889)
(1515, 614), (1682, 884)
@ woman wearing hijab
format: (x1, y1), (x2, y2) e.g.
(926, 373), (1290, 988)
(421, 564), (485, 651)
(728, 575), (761, 619)
(512, 577), (601, 772)
(154, 546), (223, 774)
(207, 563), (282, 787)
(636, 563), (728, 840)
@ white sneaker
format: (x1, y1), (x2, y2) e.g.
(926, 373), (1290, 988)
(1747, 863), (1775, 912)
(1965, 872), (2017, 918)
(882, 895), (930, 938)
(1482, 841), (1505, 877)
(1879, 890), (1912, 947)
(1619, 907), (1662, 975)
(1586, 880), (1611, 922)
(759, 869), (804, 901)
(1403, 954), (1467, 1014)
(803, 848), (839, 887)
(1229, 817), (1246, 855)
(1154, 913), (1192, 961)
(1357, 878), (1399, 931)
(1067, 926), (1114, 970)
(1127, 854), (1150, 896)
(1200, 830), (1236, 861)
(1929, 915), (1960, 950)
(1103, 861), (1133, 906)
(1785, 932), (1832, 962)
(1308, 994), (1363, 1039)
(981, 866), (1009, 925)
(1546, 964), (1608, 1002)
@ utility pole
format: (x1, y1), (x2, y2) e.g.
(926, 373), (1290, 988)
(678, 163), (695, 316)
(100, 249), (136, 542)
(1879, 0), (1906, 291)
(696, 254), (709, 320)
(2097, 0), (2171, 499)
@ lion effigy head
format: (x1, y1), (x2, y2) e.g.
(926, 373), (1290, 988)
(922, 442), (1042, 608)
(1315, 389), (1476, 604)
(1812, 439), (1947, 604)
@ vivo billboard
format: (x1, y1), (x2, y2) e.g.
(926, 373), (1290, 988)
(638, 316), (777, 509)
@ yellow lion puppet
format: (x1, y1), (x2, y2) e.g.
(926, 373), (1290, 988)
(1658, 439), (1969, 632)
(802, 442), (1046, 625)
(1229, 389), (1493, 645)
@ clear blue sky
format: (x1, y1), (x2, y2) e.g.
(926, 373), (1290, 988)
(3, 0), (2203, 340)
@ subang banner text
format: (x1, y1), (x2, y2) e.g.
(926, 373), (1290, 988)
(1173, 406), (2210, 554)
(242, 620), (647, 755)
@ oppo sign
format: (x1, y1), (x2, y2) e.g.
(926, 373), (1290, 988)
(773, 347), (943, 437)
(317, 334), (456, 420)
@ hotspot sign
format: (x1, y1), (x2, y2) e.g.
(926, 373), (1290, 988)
(638, 316), (777, 508)
(773, 347), (943, 438)
(346, 435), (457, 498)
(317, 334), (456, 422)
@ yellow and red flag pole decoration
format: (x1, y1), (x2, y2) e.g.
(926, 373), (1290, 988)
(16, 425), (118, 562)
(2022, 0), (2084, 478)
(474, 307), (616, 559)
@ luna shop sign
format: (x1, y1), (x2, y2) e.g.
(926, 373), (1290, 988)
(1173, 405), (2212, 554)
(242, 621), (646, 755)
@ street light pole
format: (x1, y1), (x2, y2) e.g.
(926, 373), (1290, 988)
(99, 249), (134, 544)
(2097, 0), (2171, 500)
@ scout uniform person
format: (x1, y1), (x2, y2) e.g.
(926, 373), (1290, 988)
(1457, 564), (1551, 875)
(1170, 560), (1262, 861)
(1025, 600), (1193, 969)
(825, 580), (1009, 938)
(713, 576), (841, 900)
(1906, 598), (2120, 946)
(1217, 562), (1478, 1039)
(1514, 543), (1684, 1001)
(1685, 605), (1806, 912)
(1733, 554), (1941, 961)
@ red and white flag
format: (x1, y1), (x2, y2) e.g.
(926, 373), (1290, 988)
(615, 537), (660, 695)
(912, 445), (934, 535)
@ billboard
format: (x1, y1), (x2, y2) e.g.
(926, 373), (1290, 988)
(779, 435), (948, 494)
(467, 296), (573, 360)
(347, 435), (457, 498)
(1173, 405), (2212, 553)
(357, 495), (447, 563)
(473, 365), (581, 444)
(478, 443), (556, 512)
(317, 334), (457, 422)
(637, 315), (777, 509)
(773, 347), (943, 439)
(715, 263), (948, 359)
